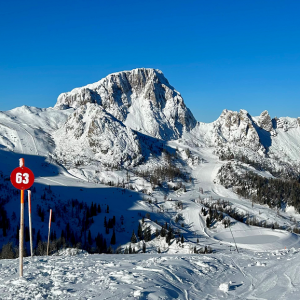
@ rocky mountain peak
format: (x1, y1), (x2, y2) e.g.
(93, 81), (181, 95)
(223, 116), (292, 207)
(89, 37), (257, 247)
(257, 110), (273, 132)
(200, 109), (263, 152)
(54, 68), (196, 140)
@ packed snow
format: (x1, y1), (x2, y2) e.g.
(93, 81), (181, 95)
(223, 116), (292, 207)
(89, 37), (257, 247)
(1, 249), (300, 299)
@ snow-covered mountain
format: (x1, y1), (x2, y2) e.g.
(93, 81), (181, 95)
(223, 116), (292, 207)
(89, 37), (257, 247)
(192, 109), (264, 152)
(53, 103), (143, 168)
(0, 68), (299, 189)
(187, 108), (300, 170)
(55, 68), (197, 140)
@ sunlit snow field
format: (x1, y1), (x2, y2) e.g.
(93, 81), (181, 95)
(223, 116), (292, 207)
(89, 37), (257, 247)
(1, 248), (300, 299)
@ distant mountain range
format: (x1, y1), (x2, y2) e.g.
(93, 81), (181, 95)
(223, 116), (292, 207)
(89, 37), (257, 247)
(0, 67), (299, 179)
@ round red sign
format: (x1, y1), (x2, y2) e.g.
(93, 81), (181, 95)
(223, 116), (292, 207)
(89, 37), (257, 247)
(10, 167), (35, 190)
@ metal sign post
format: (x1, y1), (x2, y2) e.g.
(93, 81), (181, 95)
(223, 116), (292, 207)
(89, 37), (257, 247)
(10, 158), (35, 277)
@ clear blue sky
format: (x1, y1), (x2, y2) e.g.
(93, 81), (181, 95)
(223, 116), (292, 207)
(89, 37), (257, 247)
(0, 0), (299, 122)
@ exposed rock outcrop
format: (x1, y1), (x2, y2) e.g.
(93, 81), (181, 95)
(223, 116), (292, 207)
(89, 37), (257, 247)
(55, 68), (197, 140)
(257, 110), (273, 132)
(53, 103), (143, 167)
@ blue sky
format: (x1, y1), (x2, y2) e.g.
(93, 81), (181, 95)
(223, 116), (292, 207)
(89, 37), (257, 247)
(0, 0), (299, 122)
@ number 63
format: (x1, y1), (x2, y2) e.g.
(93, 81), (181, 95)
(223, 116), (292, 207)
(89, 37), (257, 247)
(16, 173), (29, 184)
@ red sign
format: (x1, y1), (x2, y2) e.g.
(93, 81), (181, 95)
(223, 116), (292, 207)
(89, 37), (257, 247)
(10, 167), (35, 190)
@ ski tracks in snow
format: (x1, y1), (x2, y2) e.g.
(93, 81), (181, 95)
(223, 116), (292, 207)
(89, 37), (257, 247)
(0, 120), (39, 156)
(0, 254), (224, 299)
(2, 251), (300, 298)
(38, 177), (68, 186)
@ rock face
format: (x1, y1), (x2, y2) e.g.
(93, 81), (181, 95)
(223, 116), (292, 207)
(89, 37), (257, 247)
(53, 103), (143, 167)
(212, 109), (261, 151)
(55, 68), (196, 140)
(257, 110), (273, 132)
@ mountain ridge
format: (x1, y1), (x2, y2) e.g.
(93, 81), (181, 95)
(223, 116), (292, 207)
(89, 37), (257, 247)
(1, 68), (299, 176)
(55, 68), (197, 140)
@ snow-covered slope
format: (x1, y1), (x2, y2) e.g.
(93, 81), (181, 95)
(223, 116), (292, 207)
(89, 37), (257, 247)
(268, 116), (300, 163)
(1, 68), (300, 299)
(3, 248), (300, 299)
(0, 105), (72, 155)
(55, 68), (197, 140)
(53, 103), (143, 168)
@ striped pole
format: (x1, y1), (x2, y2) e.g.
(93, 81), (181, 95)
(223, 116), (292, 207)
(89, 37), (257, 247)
(28, 190), (33, 257)
(19, 158), (24, 277)
(47, 209), (52, 256)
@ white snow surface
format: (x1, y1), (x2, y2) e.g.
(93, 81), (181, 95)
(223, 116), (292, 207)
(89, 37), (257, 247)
(2, 249), (300, 299)
(53, 103), (143, 167)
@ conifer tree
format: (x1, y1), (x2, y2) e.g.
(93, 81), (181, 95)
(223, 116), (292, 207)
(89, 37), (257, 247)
(16, 225), (20, 241)
(131, 230), (137, 243)
(144, 226), (151, 242)
(40, 209), (45, 222)
(25, 226), (30, 242)
(206, 216), (210, 228)
(166, 228), (173, 245)
(1, 242), (14, 259)
(91, 202), (94, 216)
(138, 222), (143, 240)
(95, 233), (103, 252)
(88, 230), (92, 245)
(155, 228), (160, 237)
(103, 238), (107, 252)
(142, 242), (146, 253)
(70, 231), (75, 247)
(160, 227), (166, 237)
(107, 245), (113, 254)
(111, 229), (116, 245)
